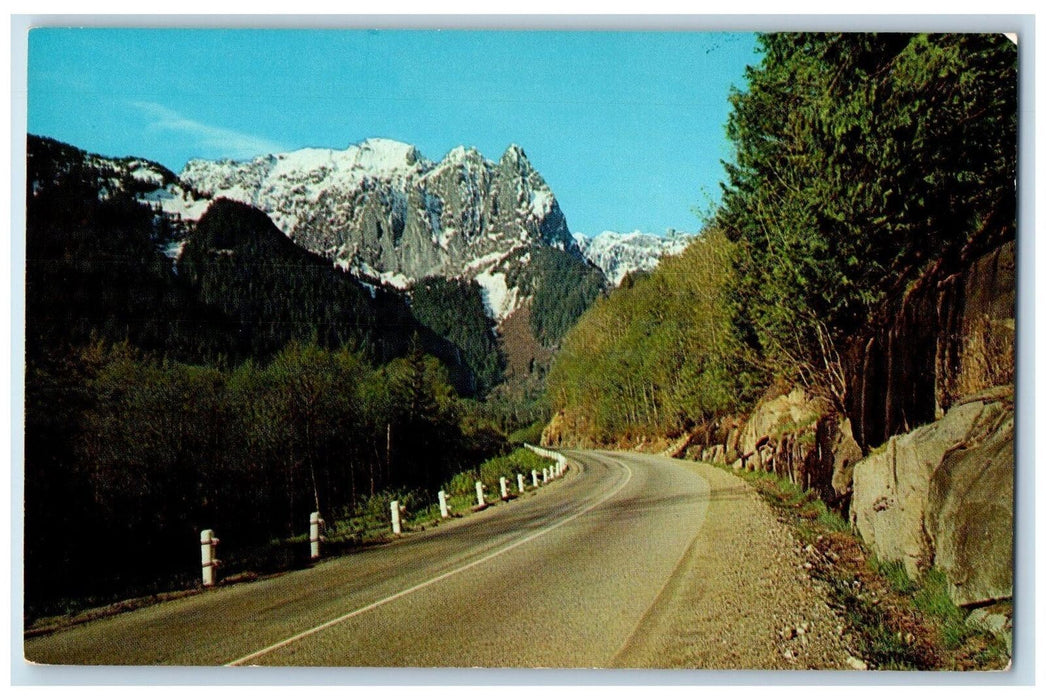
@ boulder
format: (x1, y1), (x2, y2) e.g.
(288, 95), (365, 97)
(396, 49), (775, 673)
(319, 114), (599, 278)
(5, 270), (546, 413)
(830, 418), (864, 501)
(966, 605), (1013, 653)
(726, 426), (742, 456)
(850, 397), (1011, 591)
(926, 412), (1013, 606)
(740, 387), (829, 456)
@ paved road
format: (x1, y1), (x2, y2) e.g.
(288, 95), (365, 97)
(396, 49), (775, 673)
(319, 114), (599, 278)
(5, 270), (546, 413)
(25, 450), (715, 667)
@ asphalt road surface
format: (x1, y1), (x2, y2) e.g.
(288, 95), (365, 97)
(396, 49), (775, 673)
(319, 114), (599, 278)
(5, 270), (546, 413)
(25, 450), (718, 668)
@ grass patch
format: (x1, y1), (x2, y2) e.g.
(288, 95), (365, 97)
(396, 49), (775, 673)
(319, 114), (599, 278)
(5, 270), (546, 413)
(323, 447), (559, 543)
(871, 556), (917, 595)
(913, 569), (968, 649)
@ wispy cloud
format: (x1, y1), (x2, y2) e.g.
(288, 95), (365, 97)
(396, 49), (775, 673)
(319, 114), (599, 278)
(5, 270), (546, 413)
(133, 101), (286, 159)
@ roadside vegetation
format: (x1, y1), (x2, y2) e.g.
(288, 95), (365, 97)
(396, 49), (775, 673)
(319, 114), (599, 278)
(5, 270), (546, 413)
(731, 466), (1010, 670)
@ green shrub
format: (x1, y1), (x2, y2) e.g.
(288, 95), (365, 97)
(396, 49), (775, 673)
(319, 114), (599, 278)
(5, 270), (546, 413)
(474, 448), (551, 491)
(508, 421), (546, 446)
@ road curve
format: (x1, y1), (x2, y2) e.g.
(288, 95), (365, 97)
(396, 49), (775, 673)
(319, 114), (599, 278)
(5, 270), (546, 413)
(25, 450), (715, 667)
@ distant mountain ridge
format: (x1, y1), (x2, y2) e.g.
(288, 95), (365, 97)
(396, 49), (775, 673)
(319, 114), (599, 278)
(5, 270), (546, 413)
(573, 230), (697, 286)
(27, 133), (694, 381)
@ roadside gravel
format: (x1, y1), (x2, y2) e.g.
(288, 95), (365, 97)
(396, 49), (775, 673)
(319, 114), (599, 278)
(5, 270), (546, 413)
(613, 456), (858, 670)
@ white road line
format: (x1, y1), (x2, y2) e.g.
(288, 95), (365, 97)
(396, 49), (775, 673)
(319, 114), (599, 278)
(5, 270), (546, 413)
(224, 456), (632, 667)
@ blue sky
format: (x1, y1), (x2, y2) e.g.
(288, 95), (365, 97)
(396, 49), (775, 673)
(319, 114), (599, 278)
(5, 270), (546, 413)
(28, 29), (760, 236)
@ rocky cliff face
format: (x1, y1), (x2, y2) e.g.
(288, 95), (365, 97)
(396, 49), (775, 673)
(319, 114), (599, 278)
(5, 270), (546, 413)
(690, 379), (1013, 611)
(845, 239), (1015, 450)
(180, 139), (579, 320)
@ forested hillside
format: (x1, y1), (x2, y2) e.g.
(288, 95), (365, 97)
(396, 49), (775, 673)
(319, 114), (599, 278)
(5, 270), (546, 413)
(509, 246), (607, 347)
(26, 137), (234, 364)
(178, 198), (481, 388)
(547, 32), (1016, 447)
(547, 231), (756, 442)
(409, 276), (506, 397)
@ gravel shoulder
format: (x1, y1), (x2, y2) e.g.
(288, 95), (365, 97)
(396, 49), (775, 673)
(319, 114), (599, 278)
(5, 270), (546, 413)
(612, 454), (857, 670)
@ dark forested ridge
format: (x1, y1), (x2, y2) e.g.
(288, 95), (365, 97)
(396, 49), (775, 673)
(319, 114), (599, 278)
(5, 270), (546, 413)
(178, 198), (481, 388)
(409, 276), (506, 397)
(507, 246), (607, 347)
(26, 137), (237, 364)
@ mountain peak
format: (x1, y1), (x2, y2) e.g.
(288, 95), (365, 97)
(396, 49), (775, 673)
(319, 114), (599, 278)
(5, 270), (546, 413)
(443, 145), (484, 164)
(177, 136), (580, 321)
(501, 143), (529, 165)
(352, 138), (425, 168)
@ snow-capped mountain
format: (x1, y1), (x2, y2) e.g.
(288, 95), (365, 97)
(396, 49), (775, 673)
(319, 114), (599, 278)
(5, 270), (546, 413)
(178, 138), (578, 321)
(573, 230), (697, 286)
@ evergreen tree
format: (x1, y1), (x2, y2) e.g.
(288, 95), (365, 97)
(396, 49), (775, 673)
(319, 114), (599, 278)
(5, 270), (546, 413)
(717, 33), (1017, 403)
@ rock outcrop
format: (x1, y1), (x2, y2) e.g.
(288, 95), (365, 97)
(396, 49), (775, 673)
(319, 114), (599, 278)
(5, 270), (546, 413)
(850, 390), (1013, 606)
(845, 239), (1014, 450)
(725, 388), (845, 498)
(828, 418), (863, 508)
(926, 401), (1014, 606)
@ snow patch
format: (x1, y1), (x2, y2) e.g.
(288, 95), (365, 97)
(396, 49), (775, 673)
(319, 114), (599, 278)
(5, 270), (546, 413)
(529, 188), (554, 217)
(474, 270), (519, 321)
(130, 166), (165, 187)
(163, 239), (186, 258)
(463, 247), (522, 274)
(379, 270), (412, 290)
(151, 189), (211, 221)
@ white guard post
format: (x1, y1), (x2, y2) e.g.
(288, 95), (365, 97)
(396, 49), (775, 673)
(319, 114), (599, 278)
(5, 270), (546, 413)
(517, 473), (525, 493)
(391, 500), (402, 534)
(475, 480), (485, 506)
(532, 469), (539, 487)
(200, 529), (219, 587)
(309, 511), (324, 560)
(542, 468), (549, 484)
(500, 476), (509, 500)
(438, 490), (449, 518)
